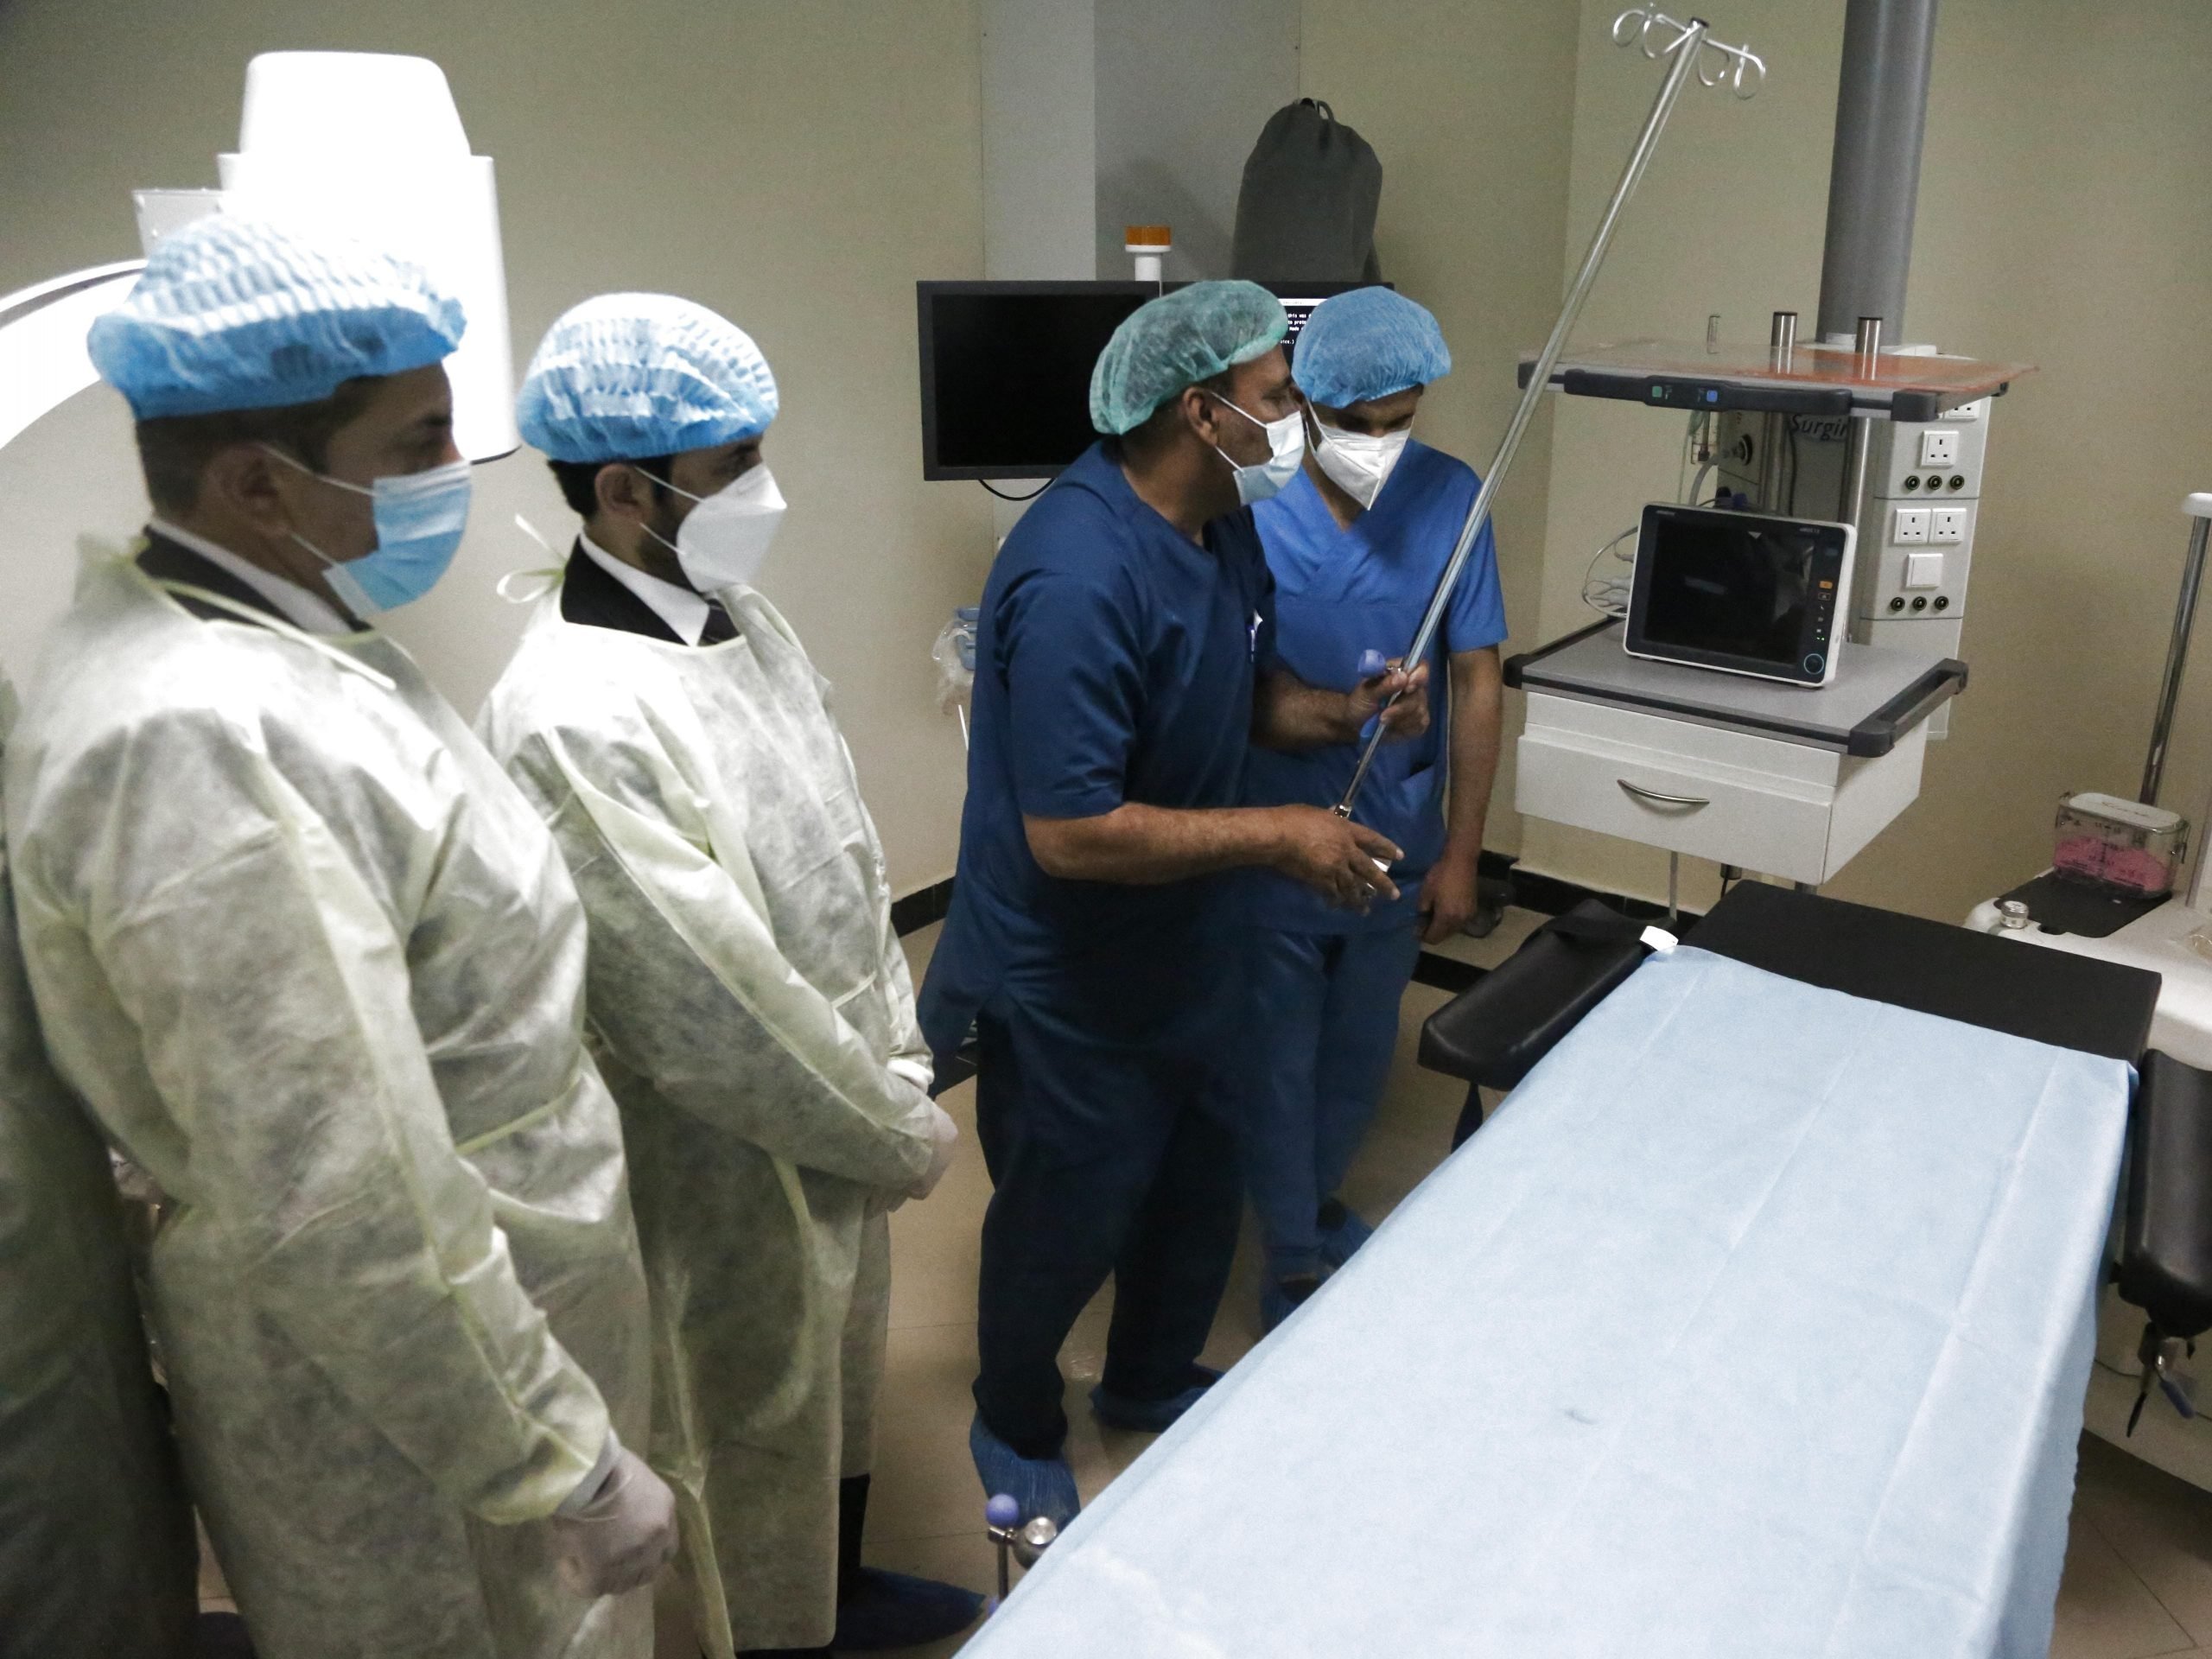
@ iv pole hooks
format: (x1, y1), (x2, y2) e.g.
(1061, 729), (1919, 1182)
(1332, 10), (1764, 822)
(1614, 8), (1767, 98)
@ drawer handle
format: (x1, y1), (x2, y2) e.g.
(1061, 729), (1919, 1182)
(1618, 779), (1711, 810)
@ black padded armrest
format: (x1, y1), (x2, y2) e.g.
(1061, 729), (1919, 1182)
(1418, 900), (1652, 1092)
(2120, 1050), (2212, 1341)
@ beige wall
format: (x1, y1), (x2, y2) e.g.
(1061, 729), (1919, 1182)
(0, 0), (993, 893)
(8, 1), (2208, 918)
(1526, 0), (2212, 920)
(1296, 0), (1586, 854)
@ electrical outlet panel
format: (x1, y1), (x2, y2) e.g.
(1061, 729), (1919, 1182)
(1918, 429), (1959, 468)
(1872, 397), (1991, 499)
(1854, 498), (1978, 625)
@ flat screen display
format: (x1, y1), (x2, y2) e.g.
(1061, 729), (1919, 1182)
(916, 281), (1385, 480)
(1625, 505), (1853, 686)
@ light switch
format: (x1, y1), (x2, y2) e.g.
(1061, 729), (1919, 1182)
(1892, 507), (1929, 544)
(1904, 550), (1945, 590)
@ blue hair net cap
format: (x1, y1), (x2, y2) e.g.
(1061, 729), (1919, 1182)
(1292, 287), (1452, 410)
(1089, 280), (1287, 436)
(517, 294), (779, 462)
(87, 216), (465, 419)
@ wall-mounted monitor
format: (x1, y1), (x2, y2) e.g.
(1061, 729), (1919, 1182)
(916, 280), (1382, 481)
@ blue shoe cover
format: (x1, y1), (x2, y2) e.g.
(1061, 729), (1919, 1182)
(969, 1413), (1080, 1529)
(1261, 1274), (1325, 1334)
(833, 1567), (983, 1650)
(1089, 1364), (1223, 1433)
(1317, 1200), (1375, 1270)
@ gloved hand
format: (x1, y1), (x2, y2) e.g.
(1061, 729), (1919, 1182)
(907, 1103), (960, 1201)
(548, 1446), (678, 1599)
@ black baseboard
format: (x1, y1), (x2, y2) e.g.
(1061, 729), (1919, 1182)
(891, 878), (957, 938)
(1411, 952), (1488, 995)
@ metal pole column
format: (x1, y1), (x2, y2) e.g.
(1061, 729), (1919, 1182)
(1837, 315), (1883, 530)
(1815, 0), (1939, 342)
(2143, 513), (2212, 806)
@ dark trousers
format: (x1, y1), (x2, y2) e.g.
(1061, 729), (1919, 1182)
(970, 999), (1244, 1459)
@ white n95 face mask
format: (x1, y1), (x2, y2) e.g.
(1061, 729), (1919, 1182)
(1207, 393), (1306, 506)
(1313, 421), (1413, 510)
(645, 464), (787, 594)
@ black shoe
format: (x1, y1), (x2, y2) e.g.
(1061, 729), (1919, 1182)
(832, 1567), (985, 1649)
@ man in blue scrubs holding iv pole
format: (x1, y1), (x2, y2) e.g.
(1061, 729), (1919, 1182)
(1239, 287), (1506, 1330)
(919, 281), (1433, 1527)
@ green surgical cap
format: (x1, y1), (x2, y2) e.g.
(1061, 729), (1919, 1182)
(1088, 280), (1287, 436)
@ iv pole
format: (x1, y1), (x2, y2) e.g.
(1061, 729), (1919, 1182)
(1334, 10), (1765, 819)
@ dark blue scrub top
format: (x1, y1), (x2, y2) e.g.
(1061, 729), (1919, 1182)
(918, 442), (1278, 1059)
(1240, 441), (1506, 934)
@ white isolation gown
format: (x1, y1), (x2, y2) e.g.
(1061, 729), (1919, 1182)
(479, 580), (935, 1655)
(3, 553), (654, 1659)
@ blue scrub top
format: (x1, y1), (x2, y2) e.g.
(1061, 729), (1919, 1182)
(1240, 440), (1506, 934)
(918, 442), (1279, 1060)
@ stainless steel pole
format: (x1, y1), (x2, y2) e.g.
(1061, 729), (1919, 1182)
(1334, 19), (1713, 817)
(1836, 315), (1882, 530)
(2142, 514), (2212, 805)
(1757, 309), (1800, 511)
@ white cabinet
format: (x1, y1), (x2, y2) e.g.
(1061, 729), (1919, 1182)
(1517, 693), (1929, 886)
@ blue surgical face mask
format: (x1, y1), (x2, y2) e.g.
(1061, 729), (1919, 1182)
(1207, 391), (1305, 506)
(264, 446), (474, 615)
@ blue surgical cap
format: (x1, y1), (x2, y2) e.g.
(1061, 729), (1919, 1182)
(1089, 280), (1287, 436)
(1292, 287), (1452, 410)
(517, 294), (779, 462)
(88, 216), (465, 419)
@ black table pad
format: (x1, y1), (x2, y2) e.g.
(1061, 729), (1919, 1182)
(1686, 883), (2162, 1065)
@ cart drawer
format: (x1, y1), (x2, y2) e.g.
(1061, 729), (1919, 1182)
(1516, 725), (1838, 883)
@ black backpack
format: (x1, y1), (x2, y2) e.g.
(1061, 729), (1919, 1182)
(1230, 99), (1384, 284)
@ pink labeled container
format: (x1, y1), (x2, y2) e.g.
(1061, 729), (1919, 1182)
(2051, 791), (2189, 899)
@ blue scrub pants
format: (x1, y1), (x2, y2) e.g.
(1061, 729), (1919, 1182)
(1238, 923), (1423, 1282)
(971, 999), (1243, 1459)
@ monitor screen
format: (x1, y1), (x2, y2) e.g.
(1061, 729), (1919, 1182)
(1641, 513), (1817, 667)
(917, 283), (1153, 480)
(1624, 504), (1853, 687)
(916, 281), (1388, 480)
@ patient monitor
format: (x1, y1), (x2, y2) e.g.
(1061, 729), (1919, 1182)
(1623, 503), (1855, 688)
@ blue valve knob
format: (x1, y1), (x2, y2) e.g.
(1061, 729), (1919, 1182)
(986, 1494), (1020, 1528)
(1356, 649), (1389, 680)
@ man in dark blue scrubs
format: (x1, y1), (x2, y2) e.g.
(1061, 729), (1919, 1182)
(918, 281), (1431, 1525)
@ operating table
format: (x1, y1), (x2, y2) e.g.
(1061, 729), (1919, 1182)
(963, 884), (2201, 1657)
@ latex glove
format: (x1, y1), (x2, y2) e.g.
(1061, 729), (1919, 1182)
(548, 1446), (678, 1599)
(907, 1103), (960, 1201)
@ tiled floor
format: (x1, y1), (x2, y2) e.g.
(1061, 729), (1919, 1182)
(211, 906), (2212, 1655)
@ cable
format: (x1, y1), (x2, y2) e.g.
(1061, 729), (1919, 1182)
(980, 479), (1052, 502)
(1580, 524), (1639, 619)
